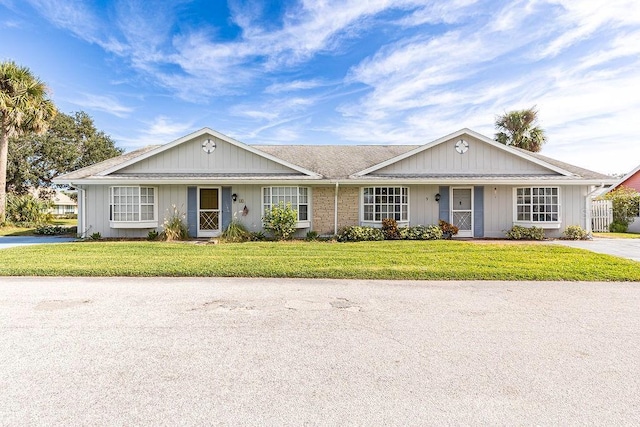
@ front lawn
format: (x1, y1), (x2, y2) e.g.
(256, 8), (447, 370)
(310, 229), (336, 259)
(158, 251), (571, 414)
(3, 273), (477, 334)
(1, 240), (639, 280)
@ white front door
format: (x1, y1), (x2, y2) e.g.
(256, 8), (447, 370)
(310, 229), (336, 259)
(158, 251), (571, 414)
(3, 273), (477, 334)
(198, 188), (221, 237)
(451, 188), (473, 238)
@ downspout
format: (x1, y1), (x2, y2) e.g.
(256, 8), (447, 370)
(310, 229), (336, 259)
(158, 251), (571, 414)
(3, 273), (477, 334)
(585, 184), (603, 235)
(72, 184), (87, 238)
(334, 182), (339, 236)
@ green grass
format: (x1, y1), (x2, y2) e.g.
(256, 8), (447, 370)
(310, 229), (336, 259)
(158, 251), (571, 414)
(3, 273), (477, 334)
(1, 240), (639, 280)
(593, 232), (640, 239)
(0, 218), (77, 236)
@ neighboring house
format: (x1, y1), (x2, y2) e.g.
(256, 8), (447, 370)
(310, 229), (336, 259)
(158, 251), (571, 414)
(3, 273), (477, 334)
(53, 127), (614, 239)
(607, 163), (640, 193)
(29, 188), (78, 215)
(50, 190), (78, 215)
(606, 164), (640, 233)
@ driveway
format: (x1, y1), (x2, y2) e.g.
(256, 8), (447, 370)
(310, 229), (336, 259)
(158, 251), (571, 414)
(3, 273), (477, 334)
(0, 235), (76, 249)
(1, 277), (639, 425)
(549, 237), (640, 262)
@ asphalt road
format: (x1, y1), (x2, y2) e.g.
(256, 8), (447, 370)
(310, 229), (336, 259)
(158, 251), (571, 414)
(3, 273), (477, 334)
(1, 277), (639, 425)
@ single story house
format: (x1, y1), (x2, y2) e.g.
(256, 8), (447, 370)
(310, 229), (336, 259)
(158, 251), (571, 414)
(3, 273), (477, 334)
(54, 127), (614, 239)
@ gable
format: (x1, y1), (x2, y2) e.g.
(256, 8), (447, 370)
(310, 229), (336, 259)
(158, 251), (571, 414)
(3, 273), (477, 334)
(114, 130), (310, 176)
(359, 130), (569, 177)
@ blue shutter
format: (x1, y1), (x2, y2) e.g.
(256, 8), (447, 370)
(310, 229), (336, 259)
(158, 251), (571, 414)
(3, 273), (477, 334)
(474, 186), (484, 238)
(439, 186), (450, 222)
(187, 186), (197, 237)
(222, 186), (232, 231)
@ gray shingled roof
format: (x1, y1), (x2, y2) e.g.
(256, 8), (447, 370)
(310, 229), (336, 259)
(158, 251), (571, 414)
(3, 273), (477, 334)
(255, 145), (417, 179)
(510, 146), (610, 180)
(56, 145), (161, 181)
(55, 140), (610, 182)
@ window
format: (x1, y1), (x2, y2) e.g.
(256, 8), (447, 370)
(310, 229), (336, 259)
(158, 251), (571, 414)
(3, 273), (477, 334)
(263, 187), (309, 222)
(363, 187), (409, 222)
(516, 187), (559, 222)
(110, 186), (157, 224)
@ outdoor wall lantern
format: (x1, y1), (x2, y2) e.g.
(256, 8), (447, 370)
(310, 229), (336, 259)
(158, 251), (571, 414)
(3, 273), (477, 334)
(435, 193), (441, 202)
(232, 193), (238, 202)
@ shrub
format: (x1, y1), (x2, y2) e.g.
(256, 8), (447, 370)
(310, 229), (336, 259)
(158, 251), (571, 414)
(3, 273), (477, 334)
(89, 232), (101, 240)
(399, 225), (443, 240)
(439, 220), (459, 239)
(34, 225), (76, 235)
(249, 231), (267, 241)
(338, 226), (384, 242)
(563, 225), (589, 240)
(263, 202), (297, 240)
(381, 218), (400, 240)
(161, 205), (189, 241)
(305, 230), (319, 241)
(505, 225), (545, 240)
(222, 220), (251, 243)
(609, 220), (628, 233)
(5, 193), (53, 226)
(147, 230), (159, 241)
(603, 186), (640, 229)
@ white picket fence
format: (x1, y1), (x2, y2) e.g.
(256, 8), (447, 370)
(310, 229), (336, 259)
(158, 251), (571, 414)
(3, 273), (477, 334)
(591, 199), (613, 232)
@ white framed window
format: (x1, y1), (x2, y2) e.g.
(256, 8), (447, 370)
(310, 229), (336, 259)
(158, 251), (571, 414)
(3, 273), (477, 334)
(262, 186), (310, 227)
(515, 187), (560, 224)
(362, 187), (409, 223)
(109, 186), (158, 228)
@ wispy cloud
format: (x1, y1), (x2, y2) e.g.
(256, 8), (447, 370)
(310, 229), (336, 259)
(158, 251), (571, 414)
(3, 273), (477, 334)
(69, 94), (133, 118)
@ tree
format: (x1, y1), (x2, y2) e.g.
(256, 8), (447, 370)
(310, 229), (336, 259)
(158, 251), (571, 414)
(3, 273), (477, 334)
(7, 111), (123, 194)
(495, 107), (547, 152)
(603, 186), (640, 232)
(1, 61), (56, 222)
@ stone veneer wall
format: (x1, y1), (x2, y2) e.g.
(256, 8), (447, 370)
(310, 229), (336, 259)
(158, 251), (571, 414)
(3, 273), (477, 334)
(312, 186), (360, 235)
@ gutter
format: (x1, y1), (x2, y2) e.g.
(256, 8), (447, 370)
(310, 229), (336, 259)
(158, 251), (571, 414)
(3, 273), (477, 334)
(71, 184), (87, 238)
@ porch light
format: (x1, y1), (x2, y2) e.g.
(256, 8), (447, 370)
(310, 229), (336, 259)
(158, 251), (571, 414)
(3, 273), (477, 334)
(435, 193), (441, 202)
(232, 193), (238, 202)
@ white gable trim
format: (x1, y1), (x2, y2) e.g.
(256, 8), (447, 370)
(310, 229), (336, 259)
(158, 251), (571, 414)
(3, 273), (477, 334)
(351, 128), (575, 178)
(97, 127), (322, 178)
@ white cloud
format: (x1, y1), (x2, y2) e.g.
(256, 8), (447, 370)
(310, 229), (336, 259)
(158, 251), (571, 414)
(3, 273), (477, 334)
(70, 94), (134, 118)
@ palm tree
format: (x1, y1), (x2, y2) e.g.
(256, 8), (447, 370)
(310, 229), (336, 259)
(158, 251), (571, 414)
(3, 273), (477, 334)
(0, 61), (56, 222)
(495, 107), (547, 152)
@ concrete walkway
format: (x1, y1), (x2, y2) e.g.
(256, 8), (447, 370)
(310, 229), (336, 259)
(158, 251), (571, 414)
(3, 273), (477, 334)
(0, 236), (76, 249)
(549, 237), (640, 262)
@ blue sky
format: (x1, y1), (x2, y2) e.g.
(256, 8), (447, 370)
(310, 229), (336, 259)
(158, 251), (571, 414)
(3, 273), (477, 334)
(1, 0), (639, 175)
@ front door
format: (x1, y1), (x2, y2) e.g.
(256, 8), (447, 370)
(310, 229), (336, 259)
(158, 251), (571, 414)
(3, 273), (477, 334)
(451, 188), (473, 238)
(198, 188), (221, 237)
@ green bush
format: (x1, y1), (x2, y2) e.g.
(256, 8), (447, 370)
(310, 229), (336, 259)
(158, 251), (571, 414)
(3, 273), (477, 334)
(249, 231), (267, 241)
(147, 230), (159, 241)
(263, 202), (297, 240)
(381, 218), (400, 240)
(563, 225), (589, 240)
(338, 226), (384, 242)
(505, 225), (545, 240)
(603, 186), (640, 229)
(305, 230), (319, 241)
(609, 220), (628, 233)
(222, 220), (251, 243)
(399, 225), (443, 240)
(89, 232), (101, 240)
(5, 193), (53, 226)
(161, 205), (189, 241)
(34, 225), (76, 235)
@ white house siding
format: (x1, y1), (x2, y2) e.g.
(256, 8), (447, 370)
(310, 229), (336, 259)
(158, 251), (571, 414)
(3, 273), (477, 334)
(406, 185), (441, 226)
(118, 135), (297, 175)
(373, 135), (555, 176)
(483, 184), (588, 238)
